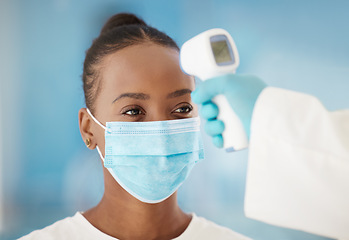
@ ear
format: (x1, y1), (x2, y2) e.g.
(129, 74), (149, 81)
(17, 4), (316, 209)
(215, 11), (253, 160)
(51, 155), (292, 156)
(79, 108), (97, 149)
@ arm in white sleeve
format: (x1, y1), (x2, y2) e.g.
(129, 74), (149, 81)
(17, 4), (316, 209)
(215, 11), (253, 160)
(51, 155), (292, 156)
(244, 87), (349, 240)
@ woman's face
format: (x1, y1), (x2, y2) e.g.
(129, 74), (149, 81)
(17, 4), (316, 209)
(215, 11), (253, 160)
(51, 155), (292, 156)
(84, 43), (197, 153)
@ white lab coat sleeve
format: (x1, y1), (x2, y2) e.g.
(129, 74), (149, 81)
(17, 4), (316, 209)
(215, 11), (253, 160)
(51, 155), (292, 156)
(244, 87), (349, 240)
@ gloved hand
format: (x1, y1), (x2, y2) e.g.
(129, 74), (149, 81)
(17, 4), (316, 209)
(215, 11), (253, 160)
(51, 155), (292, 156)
(191, 74), (267, 148)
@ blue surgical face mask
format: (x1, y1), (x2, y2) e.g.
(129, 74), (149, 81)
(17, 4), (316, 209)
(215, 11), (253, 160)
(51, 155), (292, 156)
(86, 109), (204, 204)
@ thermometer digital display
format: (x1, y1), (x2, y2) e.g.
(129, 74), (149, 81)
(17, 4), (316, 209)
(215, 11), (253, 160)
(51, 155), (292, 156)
(210, 35), (235, 65)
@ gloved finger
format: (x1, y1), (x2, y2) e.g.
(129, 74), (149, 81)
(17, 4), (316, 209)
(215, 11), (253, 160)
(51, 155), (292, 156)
(200, 101), (219, 120)
(191, 74), (234, 104)
(204, 119), (225, 136)
(212, 135), (223, 148)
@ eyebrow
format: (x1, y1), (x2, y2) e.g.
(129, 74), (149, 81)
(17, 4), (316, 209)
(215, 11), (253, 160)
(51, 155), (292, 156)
(112, 88), (192, 103)
(167, 89), (192, 98)
(112, 93), (150, 103)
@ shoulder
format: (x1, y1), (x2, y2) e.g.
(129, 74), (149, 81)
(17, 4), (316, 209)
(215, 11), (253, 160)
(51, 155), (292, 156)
(18, 213), (80, 240)
(178, 213), (251, 240)
(18, 212), (113, 240)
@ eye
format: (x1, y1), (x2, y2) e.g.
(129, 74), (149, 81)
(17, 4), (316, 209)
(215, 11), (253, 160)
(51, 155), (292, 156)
(172, 104), (193, 114)
(125, 109), (143, 115)
(121, 106), (145, 117)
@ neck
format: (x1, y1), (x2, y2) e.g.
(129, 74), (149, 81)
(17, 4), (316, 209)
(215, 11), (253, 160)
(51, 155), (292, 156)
(83, 168), (191, 240)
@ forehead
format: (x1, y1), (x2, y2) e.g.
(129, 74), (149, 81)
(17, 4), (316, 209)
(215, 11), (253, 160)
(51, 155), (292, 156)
(101, 43), (194, 96)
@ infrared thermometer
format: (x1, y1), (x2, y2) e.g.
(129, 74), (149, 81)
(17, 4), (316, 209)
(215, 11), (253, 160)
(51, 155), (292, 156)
(180, 28), (248, 151)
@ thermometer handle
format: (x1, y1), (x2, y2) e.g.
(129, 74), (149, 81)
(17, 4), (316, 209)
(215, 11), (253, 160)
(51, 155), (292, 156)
(212, 94), (248, 151)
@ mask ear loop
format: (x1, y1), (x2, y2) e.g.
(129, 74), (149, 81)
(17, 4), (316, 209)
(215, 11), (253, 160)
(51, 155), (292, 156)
(86, 108), (107, 162)
(86, 108), (107, 130)
(96, 145), (105, 162)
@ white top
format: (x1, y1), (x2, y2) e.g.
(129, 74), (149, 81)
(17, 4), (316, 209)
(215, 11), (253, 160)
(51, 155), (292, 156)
(245, 87), (349, 240)
(19, 212), (251, 240)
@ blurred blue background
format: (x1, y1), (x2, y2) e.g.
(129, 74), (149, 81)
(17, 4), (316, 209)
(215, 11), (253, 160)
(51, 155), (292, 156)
(1, 0), (348, 239)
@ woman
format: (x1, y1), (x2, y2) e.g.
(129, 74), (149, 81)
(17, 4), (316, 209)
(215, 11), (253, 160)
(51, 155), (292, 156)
(20, 13), (250, 240)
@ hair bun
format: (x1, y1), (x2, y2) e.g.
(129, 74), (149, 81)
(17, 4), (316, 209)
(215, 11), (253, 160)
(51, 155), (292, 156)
(100, 13), (147, 35)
